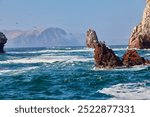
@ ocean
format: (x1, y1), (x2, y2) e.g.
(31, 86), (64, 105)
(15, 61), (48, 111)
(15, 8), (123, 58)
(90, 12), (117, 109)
(0, 46), (150, 100)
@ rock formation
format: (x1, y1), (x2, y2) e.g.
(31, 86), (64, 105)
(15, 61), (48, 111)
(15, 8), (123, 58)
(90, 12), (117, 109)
(0, 32), (7, 53)
(128, 0), (150, 49)
(94, 41), (122, 68)
(86, 29), (122, 68)
(122, 50), (150, 67)
(86, 29), (150, 68)
(86, 29), (99, 48)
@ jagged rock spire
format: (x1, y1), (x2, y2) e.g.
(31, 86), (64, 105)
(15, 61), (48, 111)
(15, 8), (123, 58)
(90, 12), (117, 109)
(86, 29), (99, 48)
(86, 29), (122, 68)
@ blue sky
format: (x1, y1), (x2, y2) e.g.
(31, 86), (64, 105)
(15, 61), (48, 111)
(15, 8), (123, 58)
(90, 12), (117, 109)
(0, 0), (145, 45)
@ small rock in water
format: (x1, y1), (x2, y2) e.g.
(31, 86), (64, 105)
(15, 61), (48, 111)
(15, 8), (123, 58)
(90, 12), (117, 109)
(0, 32), (7, 53)
(122, 50), (150, 67)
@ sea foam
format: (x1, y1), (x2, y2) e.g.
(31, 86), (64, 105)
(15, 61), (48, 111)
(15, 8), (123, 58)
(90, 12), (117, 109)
(98, 82), (150, 100)
(93, 65), (149, 71)
(0, 55), (93, 64)
(7, 48), (94, 54)
(0, 66), (38, 75)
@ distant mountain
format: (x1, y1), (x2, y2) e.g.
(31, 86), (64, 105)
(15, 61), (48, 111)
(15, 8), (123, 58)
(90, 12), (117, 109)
(2, 28), (85, 48)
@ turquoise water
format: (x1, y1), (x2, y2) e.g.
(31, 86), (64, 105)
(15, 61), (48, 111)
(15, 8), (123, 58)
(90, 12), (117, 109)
(0, 46), (150, 100)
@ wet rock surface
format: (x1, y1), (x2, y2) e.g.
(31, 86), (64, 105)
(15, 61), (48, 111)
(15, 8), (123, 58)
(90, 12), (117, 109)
(122, 50), (150, 67)
(94, 42), (122, 68)
(86, 29), (122, 68)
(0, 32), (7, 53)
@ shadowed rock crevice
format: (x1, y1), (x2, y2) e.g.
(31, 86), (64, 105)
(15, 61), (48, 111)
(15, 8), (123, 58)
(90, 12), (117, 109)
(0, 32), (7, 53)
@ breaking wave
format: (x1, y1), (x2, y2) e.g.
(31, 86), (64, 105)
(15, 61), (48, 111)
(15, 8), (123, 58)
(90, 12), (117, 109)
(0, 66), (38, 76)
(1, 46), (150, 100)
(93, 65), (149, 71)
(0, 55), (93, 64)
(98, 82), (150, 100)
(7, 48), (94, 54)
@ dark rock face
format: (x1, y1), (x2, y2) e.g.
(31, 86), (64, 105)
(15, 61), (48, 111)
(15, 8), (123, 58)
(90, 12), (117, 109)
(122, 50), (150, 67)
(128, 1), (150, 49)
(94, 42), (122, 68)
(86, 29), (122, 68)
(0, 32), (7, 53)
(86, 29), (99, 48)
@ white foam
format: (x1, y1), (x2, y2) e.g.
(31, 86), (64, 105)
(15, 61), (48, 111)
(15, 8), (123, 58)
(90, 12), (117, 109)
(67, 48), (94, 52)
(93, 65), (149, 71)
(0, 55), (93, 64)
(8, 50), (60, 54)
(143, 49), (150, 51)
(8, 48), (94, 54)
(112, 48), (127, 51)
(113, 65), (149, 71)
(0, 66), (38, 75)
(126, 48), (150, 51)
(98, 82), (150, 100)
(65, 57), (93, 63)
(144, 53), (150, 56)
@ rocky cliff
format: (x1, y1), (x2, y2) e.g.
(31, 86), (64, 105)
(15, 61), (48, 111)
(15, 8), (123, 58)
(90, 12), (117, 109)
(0, 32), (7, 53)
(128, 0), (150, 49)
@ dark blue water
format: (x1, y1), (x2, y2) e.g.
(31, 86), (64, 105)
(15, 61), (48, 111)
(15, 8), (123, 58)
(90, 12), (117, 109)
(0, 46), (150, 100)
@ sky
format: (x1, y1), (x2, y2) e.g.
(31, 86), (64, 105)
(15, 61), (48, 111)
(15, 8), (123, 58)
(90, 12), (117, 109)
(0, 0), (146, 45)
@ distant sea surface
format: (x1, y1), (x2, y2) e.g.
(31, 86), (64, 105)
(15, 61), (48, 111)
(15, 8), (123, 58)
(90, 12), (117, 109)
(0, 45), (150, 100)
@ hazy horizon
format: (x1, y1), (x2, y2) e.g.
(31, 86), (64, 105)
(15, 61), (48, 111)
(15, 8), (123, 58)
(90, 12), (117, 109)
(0, 0), (145, 45)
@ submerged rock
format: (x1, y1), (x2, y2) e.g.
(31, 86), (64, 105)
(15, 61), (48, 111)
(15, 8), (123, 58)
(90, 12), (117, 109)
(86, 29), (99, 48)
(0, 32), (7, 53)
(122, 50), (150, 67)
(128, 0), (150, 49)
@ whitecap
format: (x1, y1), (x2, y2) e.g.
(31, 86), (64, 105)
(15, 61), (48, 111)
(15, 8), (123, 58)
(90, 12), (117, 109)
(0, 55), (93, 64)
(8, 48), (93, 54)
(0, 57), (65, 64)
(67, 48), (94, 52)
(0, 66), (38, 75)
(112, 48), (127, 51)
(93, 65), (149, 71)
(113, 65), (149, 71)
(7, 50), (61, 54)
(143, 49), (150, 51)
(98, 82), (150, 100)
(144, 53), (150, 56)
(65, 57), (93, 63)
